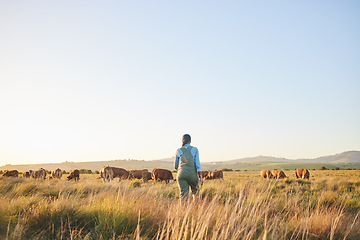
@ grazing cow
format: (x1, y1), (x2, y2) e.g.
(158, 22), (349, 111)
(295, 168), (310, 180)
(52, 168), (63, 179)
(142, 171), (152, 182)
(22, 171), (31, 178)
(67, 169), (80, 181)
(111, 167), (133, 180)
(198, 171), (209, 179)
(271, 170), (287, 179)
(100, 166), (114, 183)
(206, 170), (223, 180)
(32, 168), (47, 179)
(211, 170), (224, 180)
(260, 170), (274, 179)
(130, 169), (149, 179)
(130, 169), (152, 182)
(152, 168), (174, 183)
(2, 170), (19, 177)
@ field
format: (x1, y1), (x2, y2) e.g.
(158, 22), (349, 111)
(1, 170), (360, 239)
(219, 162), (346, 171)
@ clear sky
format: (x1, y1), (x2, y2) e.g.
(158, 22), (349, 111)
(1, 1), (359, 165)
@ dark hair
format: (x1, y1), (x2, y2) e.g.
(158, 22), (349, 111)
(182, 134), (191, 146)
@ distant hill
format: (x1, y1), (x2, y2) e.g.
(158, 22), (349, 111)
(0, 159), (176, 172)
(1, 151), (359, 172)
(223, 156), (290, 163)
(221, 151), (360, 165)
(307, 151), (360, 164)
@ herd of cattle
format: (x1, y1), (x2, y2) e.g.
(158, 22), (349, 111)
(1, 167), (224, 183)
(260, 168), (310, 180)
(99, 167), (224, 183)
(1, 168), (80, 180)
(1, 167), (311, 182)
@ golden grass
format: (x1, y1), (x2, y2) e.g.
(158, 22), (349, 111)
(1, 170), (360, 239)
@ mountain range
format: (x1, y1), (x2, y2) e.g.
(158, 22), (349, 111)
(1, 151), (359, 172)
(223, 151), (360, 164)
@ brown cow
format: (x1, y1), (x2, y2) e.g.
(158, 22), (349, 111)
(67, 169), (80, 181)
(295, 168), (310, 180)
(22, 171), (31, 178)
(129, 169), (153, 182)
(142, 171), (152, 182)
(260, 170), (274, 179)
(31, 168), (47, 179)
(152, 168), (174, 183)
(198, 171), (209, 179)
(213, 170), (224, 180)
(100, 166), (114, 183)
(207, 170), (224, 180)
(130, 169), (149, 179)
(2, 170), (19, 177)
(111, 167), (133, 180)
(52, 168), (63, 179)
(271, 170), (287, 179)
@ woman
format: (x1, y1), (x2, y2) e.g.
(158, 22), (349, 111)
(175, 134), (203, 202)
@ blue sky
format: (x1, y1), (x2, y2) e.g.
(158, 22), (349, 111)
(1, 1), (359, 165)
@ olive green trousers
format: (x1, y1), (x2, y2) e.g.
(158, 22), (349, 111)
(177, 171), (200, 201)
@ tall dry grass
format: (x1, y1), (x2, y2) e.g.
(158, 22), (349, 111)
(0, 170), (359, 239)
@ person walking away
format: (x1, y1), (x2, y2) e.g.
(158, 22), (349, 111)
(175, 134), (203, 203)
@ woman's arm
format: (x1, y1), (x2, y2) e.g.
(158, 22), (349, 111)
(174, 150), (180, 170)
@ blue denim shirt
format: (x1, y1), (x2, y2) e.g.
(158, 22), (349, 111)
(175, 144), (201, 172)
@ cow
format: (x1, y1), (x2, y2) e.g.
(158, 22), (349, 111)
(2, 170), (19, 177)
(52, 168), (63, 179)
(22, 171), (31, 178)
(67, 169), (80, 181)
(100, 166), (114, 183)
(206, 170), (223, 180)
(271, 170), (287, 179)
(198, 171), (209, 179)
(295, 168), (310, 180)
(31, 168), (47, 179)
(260, 170), (274, 179)
(111, 167), (133, 180)
(130, 169), (152, 182)
(211, 170), (224, 180)
(130, 169), (148, 179)
(152, 168), (174, 183)
(142, 171), (152, 182)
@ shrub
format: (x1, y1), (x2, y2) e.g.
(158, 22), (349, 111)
(320, 166), (327, 170)
(221, 168), (233, 172)
(128, 180), (141, 188)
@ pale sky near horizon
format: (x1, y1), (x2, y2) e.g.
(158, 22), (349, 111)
(1, 1), (359, 166)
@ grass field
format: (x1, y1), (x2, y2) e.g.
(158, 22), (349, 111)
(224, 162), (343, 171)
(1, 170), (360, 239)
